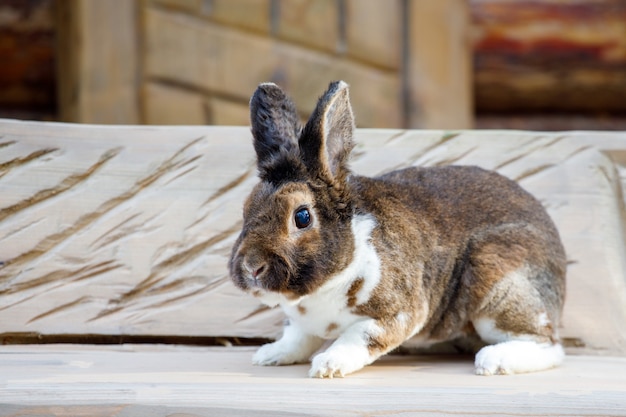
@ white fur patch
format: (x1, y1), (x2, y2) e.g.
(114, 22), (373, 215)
(253, 214), (383, 377)
(253, 322), (323, 366)
(537, 312), (551, 328)
(395, 312), (410, 328)
(473, 318), (507, 344)
(254, 290), (287, 308)
(475, 341), (564, 375)
(473, 317), (545, 345)
(281, 214), (381, 339)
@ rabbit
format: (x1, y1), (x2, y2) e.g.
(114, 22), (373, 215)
(229, 80), (567, 378)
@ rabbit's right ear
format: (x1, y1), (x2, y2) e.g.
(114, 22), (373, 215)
(250, 83), (302, 179)
(299, 81), (354, 185)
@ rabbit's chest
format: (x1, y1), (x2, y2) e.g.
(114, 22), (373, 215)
(257, 214), (380, 339)
(283, 289), (365, 339)
(282, 214), (383, 339)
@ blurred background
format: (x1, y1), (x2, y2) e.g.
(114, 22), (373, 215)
(0, 0), (624, 130)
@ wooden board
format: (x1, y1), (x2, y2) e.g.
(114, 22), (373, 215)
(1, 119), (626, 356)
(1, 344), (625, 416)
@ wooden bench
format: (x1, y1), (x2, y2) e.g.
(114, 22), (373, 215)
(1, 119), (626, 415)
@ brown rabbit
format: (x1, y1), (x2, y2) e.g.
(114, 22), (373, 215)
(229, 81), (566, 378)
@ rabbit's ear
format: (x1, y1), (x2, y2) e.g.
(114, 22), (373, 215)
(299, 81), (354, 183)
(250, 83), (301, 174)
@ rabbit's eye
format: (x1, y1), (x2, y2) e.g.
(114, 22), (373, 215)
(294, 208), (312, 229)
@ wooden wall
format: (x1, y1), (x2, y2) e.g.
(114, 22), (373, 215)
(55, 0), (473, 129)
(3, 1), (625, 130)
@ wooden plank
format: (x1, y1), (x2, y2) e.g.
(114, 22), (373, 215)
(207, 96), (251, 126)
(1, 120), (626, 357)
(143, 82), (208, 125)
(208, 0), (272, 33)
(406, 0), (473, 129)
(143, 82), (250, 125)
(0, 345), (625, 415)
(276, 0), (339, 53)
(345, 0), (402, 70)
(150, 0), (273, 33)
(55, 0), (140, 124)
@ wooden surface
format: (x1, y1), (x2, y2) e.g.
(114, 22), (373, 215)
(1, 119), (626, 357)
(0, 344), (625, 416)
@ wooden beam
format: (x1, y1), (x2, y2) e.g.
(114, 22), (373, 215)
(406, 0), (473, 129)
(55, 0), (140, 124)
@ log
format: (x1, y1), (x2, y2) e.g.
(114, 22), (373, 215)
(408, 0), (473, 128)
(472, 0), (626, 112)
(0, 119), (626, 357)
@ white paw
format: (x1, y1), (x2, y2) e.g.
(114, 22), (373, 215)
(475, 344), (511, 375)
(252, 341), (303, 366)
(475, 341), (564, 376)
(309, 348), (368, 378)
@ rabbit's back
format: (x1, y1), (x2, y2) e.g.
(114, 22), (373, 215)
(350, 165), (566, 350)
(369, 165), (555, 235)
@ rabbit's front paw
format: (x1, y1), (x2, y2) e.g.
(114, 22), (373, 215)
(252, 341), (301, 366)
(309, 348), (367, 378)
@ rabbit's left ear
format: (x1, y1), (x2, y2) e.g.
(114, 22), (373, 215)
(299, 81), (355, 183)
(250, 82), (301, 179)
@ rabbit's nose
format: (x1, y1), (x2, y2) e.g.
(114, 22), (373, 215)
(252, 264), (266, 278)
(243, 256), (267, 281)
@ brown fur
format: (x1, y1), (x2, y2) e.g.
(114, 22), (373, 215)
(342, 166), (566, 349)
(325, 322), (339, 336)
(345, 277), (364, 308)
